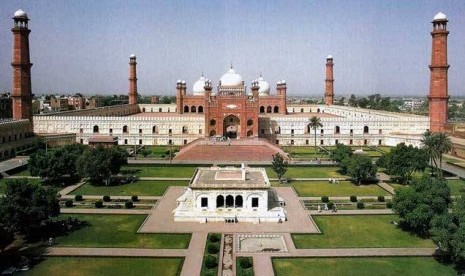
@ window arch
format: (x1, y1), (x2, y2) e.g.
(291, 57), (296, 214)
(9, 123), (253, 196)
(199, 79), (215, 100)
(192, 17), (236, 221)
(93, 125), (99, 133)
(198, 106), (204, 113)
(225, 195), (234, 207)
(182, 126), (188, 134)
(142, 108), (146, 112)
(274, 106), (279, 113)
(123, 125), (128, 133)
(210, 130), (216, 136)
(191, 106), (196, 113)
(260, 106), (265, 113)
(216, 195), (224, 208)
(184, 106), (189, 113)
(364, 126), (369, 134)
(235, 195), (243, 208)
(267, 106), (272, 113)
(247, 119), (253, 126)
(152, 126), (158, 134)
(210, 119), (216, 126)
(317, 108), (321, 113)
(335, 126), (340, 134)
(247, 130), (253, 137)
(159, 108), (162, 112)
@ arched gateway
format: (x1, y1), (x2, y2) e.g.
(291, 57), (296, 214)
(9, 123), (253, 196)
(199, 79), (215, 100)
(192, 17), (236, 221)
(223, 115), (240, 138)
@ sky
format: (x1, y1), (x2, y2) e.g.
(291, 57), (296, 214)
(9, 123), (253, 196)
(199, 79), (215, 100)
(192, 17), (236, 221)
(0, 0), (464, 97)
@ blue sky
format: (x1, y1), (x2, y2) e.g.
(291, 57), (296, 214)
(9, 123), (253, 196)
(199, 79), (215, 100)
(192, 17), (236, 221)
(0, 0), (464, 97)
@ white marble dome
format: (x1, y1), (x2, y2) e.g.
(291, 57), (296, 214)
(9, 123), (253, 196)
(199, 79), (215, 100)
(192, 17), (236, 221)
(129, 54), (136, 58)
(14, 9), (28, 19)
(433, 12), (447, 21)
(257, 76), (270, 96)
(220, 67), (243, 87)
(326, 55), (333, 59)
(193, 75), (207, 95)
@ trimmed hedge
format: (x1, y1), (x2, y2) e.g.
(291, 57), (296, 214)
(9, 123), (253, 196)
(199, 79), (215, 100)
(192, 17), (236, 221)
(74, 195), (83, 201)
(65, 199), (73, 207)
(103, 195), (111, 202)
(350, 195), (357, 202)
(95, 200), (103, 208)
(357, 201), (365, 209)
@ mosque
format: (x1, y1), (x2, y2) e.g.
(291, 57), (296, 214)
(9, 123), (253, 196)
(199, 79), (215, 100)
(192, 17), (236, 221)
(2, 9), (465, 160)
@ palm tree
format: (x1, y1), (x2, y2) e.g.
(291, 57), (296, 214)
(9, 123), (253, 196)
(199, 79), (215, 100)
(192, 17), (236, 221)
(309, 116), (323, 156)
(421, 131), (452, 177)
(435, 132), (452, 176)
(421, 130), (438, 174)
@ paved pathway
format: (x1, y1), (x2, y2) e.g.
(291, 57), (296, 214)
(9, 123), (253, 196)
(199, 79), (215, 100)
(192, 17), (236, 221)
(181, 232), (207, 276)
(60, 208), (152, 214)
(58, 181), (86, 196)
(45, 247), (187, 257)
(377, 182), (395, 194)
(0, 156), (28, 174)
(253, 255), (275, 276)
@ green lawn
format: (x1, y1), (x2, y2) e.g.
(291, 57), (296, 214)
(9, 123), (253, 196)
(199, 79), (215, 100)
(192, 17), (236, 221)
(121, 165), (196, 178)
(447, 179), (465, 196)
(272, 257), (456, 276)
(137, 145), (180, 158)
(7, 169), (31, 176)
(0, 178), (43, 193)
(289, 181), (388, 197)
(70, 180), (188, 196)
(292, 215), (434, 248)
(54, 214), (191, 249)
(24, 257), (183, 276)
(265, 166), (342, 179)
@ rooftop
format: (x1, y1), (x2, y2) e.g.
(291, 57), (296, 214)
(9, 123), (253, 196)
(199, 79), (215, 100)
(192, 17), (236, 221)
(189, 166), (270, 189)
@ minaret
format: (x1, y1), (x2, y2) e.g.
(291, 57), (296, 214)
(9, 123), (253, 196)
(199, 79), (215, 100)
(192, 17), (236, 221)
(128, 54), (137, 105)
(11, 9), (33, 121)
(428, 12), (449, 133)
(324, 55), (334, 105)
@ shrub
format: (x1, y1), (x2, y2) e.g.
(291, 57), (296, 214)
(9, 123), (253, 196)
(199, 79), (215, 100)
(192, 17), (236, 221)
(65, 199), (73, 207)
(386, 201), (393, 209)
(75, 194), (83, 201)
(321, 196), (329, 203)
(357, 201), (365, 209)
(103, 195), (111, 202)
(207, 243), (220, 254)
(327, 201), (334, 209)
(209, 234), (221, 243)
(378, 195), (385, 202)
(204, 255), (218, 269)
(95, 200), (103, 208)
(131, 195), (139, 202)
(239, 257), (253, 269)
(125, 201), (134, 209)
(350, 195), (357, 202)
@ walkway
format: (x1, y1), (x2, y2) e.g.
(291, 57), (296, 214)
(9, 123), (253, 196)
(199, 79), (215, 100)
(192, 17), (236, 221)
(0, 156), (28, 175)
(180, 232), (207, 276)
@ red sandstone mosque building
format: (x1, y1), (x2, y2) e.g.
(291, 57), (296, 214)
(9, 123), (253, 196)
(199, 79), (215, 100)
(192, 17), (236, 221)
(1, 9), (465, 160)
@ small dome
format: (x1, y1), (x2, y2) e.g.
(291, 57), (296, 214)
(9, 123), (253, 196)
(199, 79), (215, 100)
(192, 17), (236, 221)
(433, 12), (447, 21)
(326, 55), (333, 59)
(257, 76), (270, 96)
(14, 9), (28, 19)
(181, 80), (186, 84)
(220, 67), (243, 87)
(193, 75), (207, 95)
(129, 54), (136, 58)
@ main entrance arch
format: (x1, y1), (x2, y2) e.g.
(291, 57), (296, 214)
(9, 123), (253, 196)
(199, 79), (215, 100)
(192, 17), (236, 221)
(223, 115), (240, 138)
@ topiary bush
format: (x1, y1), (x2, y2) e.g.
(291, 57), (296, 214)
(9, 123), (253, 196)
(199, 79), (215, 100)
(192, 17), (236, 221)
(125, 201), (134, 209)
(350, 195), (357, 202)
(65, 199), (74, 207)
(207, 243), (220, 254)
(95, 200), (103, 208)
(209, 234), (221, 243)
(378, 195), (385, 202)
(204, 255), (218, 269)
(386, 201), (393, 208)
(131, 195), (139, 202)
(321, 196), (329, 203)
(357, 201), (365, 209)
(327, 201), (334, 209)
(75, 195), (83, 201)
(103, 195), (111, 202)
(239, 257), (253, 269)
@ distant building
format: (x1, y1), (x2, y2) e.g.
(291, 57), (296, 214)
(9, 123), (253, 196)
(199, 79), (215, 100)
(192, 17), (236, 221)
(50, 96), (70, 112)
(402, 98), (425, 111)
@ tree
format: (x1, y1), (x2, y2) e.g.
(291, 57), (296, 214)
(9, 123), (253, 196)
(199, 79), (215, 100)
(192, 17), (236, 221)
(0, 225), (13, 252)
(348, 94), (357, 107)
(344, 155), (377, 184)
(77, 146), (128, 185)
(271, 154), (288, 181)
(309, 116), (322, 155)
(0, 179), (60, 238)
(376, 143), (428, 184)
(330, 144), (352, 163)
(393, 175), (451, 236)
(140, 148), (152, 158)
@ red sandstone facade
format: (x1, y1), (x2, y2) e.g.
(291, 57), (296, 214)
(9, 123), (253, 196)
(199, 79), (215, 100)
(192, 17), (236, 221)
(428, 14), (449, 133)
(324, 56), (334, 105)
(129, 55), (138, 105)
(11, 10), (33, 122)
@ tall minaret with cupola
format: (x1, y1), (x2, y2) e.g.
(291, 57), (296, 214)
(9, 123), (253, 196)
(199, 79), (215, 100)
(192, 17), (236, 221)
(428, 12), (449, 132)
(11, 9), (33, 121)
(128, 54), (138, 105)
(324, 55), (334, 105)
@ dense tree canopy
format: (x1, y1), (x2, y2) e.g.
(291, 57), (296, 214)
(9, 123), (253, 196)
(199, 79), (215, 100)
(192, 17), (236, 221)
(330, 144), (353, 163)
(342, 154), (377, 184)
(0, 179), (60, 237)
(347, 94), (401, 112)
(376, 143), (428, 184)
(77, 146), (128, 184)
(271, 154), (288, 181)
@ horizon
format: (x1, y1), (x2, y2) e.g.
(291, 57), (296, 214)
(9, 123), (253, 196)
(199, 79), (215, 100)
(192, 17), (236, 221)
(0, 1), (464, 97)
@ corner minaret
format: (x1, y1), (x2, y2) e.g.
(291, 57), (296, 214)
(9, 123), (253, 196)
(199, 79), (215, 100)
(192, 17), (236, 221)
(129, 54), (138, 105)
(11, 9), (33, 121)
(324, 55), (334, 105)
(428, 12), (449, 132)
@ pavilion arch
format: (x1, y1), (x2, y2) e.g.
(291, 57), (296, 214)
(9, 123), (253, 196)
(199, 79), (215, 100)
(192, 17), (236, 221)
(152, 126), (158, 134)
(364, 126), (369, 134)
(274, 106), (279, 113)
(191, 106), (196, 113)
(142, 108), (146, 112)
(184, 106), (189, 113)
(198, 106), (204, 113)
(225, 195), (234, 207)
(159, 108), (162, 112)
(123, 125), (129, 133)
(216, 195), (225, 208)
(335, 126), (340, 134)
(260, 106), (265, 113)
(209, 130), (216, 136)
(247, 130), (253, 137)
(93, 125), (99, 133)
(182, 126), (188, 134)
(235, 195), (243, 208)
(267, 106), (272, 113)
(317, 108), (321, 113)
